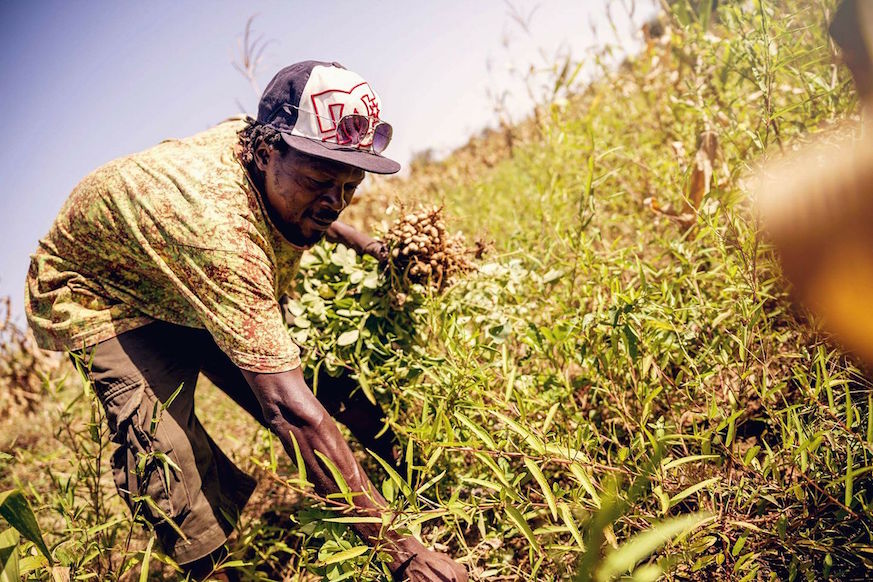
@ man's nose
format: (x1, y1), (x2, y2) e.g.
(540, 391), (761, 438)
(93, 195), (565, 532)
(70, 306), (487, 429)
(321, 186), (346, 213)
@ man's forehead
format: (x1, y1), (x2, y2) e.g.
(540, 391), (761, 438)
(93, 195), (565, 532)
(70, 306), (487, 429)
(291, 150), (365, 180)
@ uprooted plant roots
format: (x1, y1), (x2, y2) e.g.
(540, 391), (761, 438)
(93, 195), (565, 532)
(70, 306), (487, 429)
(383, 206), (473, 293)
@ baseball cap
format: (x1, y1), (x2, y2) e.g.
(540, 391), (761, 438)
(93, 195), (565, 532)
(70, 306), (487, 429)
(257, 60), (401, 174)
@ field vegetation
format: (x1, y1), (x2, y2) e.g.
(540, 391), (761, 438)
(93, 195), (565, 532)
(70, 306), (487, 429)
(2, 0), (871, 580)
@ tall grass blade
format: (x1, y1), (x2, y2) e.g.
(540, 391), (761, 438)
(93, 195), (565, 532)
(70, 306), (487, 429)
(524, 458), (558, 520)
(314, 450), (354, 504)
(0, 490), (51, 563)
(138, 536), (154, 582)
(505, 504), (542, 554)
(0, 527), (20, 582)
(595, 512), (713, 582)
(320, 545), (369, 566)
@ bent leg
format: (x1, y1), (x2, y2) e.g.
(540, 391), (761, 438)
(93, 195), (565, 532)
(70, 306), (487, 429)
(199, 342), (269, 428)
(311, 368), (401, 467)
(199, 338), (400, 466)
(77, 321), (256, 567)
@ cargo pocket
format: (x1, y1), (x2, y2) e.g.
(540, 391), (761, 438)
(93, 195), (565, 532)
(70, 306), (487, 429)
(107, 383), (191, 528)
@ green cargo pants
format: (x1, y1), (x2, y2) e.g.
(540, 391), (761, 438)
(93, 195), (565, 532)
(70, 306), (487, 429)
(75, 321), (262, 564)
(75, 319), (398, 565)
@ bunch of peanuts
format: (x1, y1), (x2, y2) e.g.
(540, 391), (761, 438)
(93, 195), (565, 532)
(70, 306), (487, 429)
(384, 206), (473, 291)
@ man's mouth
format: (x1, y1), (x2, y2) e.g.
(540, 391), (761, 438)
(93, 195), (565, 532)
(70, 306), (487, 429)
(309, 214), (337, 229)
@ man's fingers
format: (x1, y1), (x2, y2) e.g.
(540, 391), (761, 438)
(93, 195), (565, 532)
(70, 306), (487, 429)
(402, 551), (466, 582)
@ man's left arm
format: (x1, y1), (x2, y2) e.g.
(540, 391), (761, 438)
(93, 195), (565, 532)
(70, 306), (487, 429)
(326, 221), (386, 262)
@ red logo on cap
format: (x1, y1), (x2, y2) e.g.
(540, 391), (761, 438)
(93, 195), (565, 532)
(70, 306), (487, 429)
(310, 82), (380, 144)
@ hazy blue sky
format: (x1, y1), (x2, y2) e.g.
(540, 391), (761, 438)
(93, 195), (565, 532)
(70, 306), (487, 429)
(0, 1), (653, 323)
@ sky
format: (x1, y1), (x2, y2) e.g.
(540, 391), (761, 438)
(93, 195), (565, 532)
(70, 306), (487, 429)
(0, 0), (654, 324)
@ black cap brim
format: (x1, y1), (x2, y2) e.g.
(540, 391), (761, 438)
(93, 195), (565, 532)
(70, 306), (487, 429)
(280, 134), (401, 174)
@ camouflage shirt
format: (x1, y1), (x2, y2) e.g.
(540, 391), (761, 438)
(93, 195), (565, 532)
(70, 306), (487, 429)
(25, 118), (304, 373)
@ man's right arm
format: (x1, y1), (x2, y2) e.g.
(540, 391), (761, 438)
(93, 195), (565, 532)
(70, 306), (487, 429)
(241, 367), (468, 581)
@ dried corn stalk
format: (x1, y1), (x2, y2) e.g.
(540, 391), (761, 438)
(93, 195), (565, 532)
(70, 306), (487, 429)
(0, 297), (59, 419)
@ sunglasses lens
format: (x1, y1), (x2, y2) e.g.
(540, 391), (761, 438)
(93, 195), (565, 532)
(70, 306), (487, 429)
(372, 122), (393, 154)
(337, 115), (369, 145)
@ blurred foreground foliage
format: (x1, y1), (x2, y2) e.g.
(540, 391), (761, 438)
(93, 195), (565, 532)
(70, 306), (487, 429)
(2, 0), (872, 580)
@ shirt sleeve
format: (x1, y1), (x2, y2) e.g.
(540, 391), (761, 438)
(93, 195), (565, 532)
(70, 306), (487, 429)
(160, 237), (301, 373)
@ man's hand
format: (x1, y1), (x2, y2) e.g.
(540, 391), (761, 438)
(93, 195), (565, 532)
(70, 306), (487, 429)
(393, 548), (468, 582)
(241, 367), (466, 578)
(362, 239), (389, 264)
(326, 221), (388, 264)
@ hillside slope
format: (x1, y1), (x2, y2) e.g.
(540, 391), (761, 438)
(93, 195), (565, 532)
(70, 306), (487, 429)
(2, 1), (871, 581)
(341, 1), (868, 579)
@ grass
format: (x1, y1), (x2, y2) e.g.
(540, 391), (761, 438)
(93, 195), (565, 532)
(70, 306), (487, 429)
(2, 0), (873, 580)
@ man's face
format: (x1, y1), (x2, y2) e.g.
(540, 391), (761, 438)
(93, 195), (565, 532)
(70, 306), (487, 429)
(255, 144), (365, 247)
(843, 48), (873, 101)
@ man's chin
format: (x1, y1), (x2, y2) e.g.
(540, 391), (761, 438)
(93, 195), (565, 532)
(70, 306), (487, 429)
(294, 229), (327, 248)
(277, 222), (326, 248)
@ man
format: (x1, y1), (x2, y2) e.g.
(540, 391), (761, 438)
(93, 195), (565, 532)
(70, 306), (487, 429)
(25, 60), (467, 581)
(753, 1), (873, 369)
(829, 0), (873, 101)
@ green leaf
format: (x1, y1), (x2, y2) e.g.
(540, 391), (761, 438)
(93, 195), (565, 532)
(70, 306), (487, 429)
(320, 545), (369, 566)
(595, 512), (713, 582)
(542, 402), (560, 433)
(731, 534), (747, 557)
(86, 517), (127, 536)
(698, 0), (713, 30)
(367, 449), (412, 502)
(218, 560), (249, 568)
(505, 505), (542, 554)
(139, 536), (154, 582)
(454, 411), (497, 449)
(569, 463), (600, 506)
(669, 477), (720, 508)
(524, 458), (558, 521)
(0, 490), (51, 563)
(473, 452), (513, 491)
(490, 410), (546, 454)
(661, 455), (719, 471)
(323, 516), (383, 524)
(18, 555), (48, 577)
(163, 382), (185, 411)
(0, 527), (20, 582)
(559, 503), (585, 550)
(846, 441), (854, 508)
(405, 439), (415, 486)
(336, 329), (360, 347)
(131, 495), (188, 540)
(622, 324), (639, 359)
(314, 450), (354, 504)
(288, 430), (309, 486)
(356, 370), (377, 406)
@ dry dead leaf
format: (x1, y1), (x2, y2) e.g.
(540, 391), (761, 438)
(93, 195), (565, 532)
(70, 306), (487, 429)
(685, 130), (719, 213)
(644, 196), (696, 228)
(646, 130), (720, 230)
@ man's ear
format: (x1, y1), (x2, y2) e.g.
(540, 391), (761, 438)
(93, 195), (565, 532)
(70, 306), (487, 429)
(254, 142), (272, 172)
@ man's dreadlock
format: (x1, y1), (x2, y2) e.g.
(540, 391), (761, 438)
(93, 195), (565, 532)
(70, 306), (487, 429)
(237, 117), (289, 167)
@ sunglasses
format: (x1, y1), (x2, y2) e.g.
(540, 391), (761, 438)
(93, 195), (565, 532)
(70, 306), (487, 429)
(282, 104), (393, 154)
